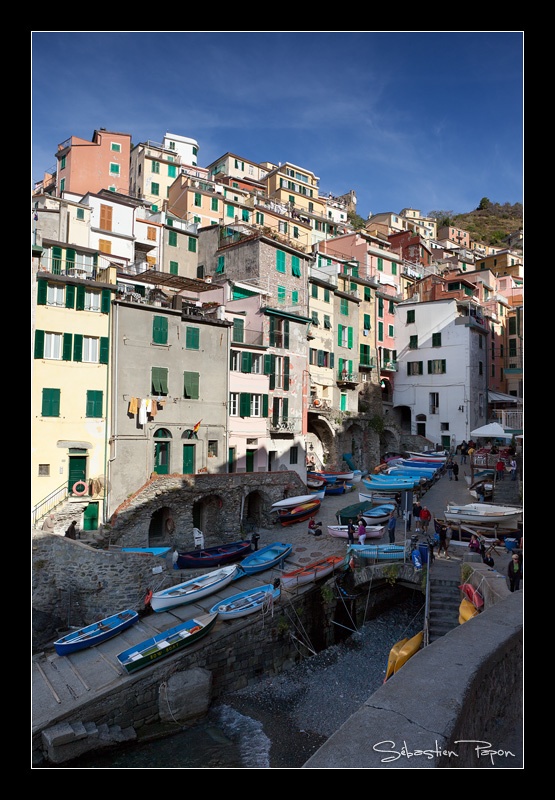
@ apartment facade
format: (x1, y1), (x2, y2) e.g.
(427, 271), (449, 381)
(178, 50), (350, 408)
(56, 129), (132, 197)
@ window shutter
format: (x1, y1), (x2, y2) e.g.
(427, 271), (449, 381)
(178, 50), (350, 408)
(72, 334), (82, 362)
(363, 314), (371, 330)
(348, 327), (353, 349)
(75, 285), (85, 311)
(283, 357), (290, 390)
(184, 371), (199, 399)
(37, 281), (47, 305)
(272, 397), (279, 425)
(100, 337), (109, 364)
(283, 319), (290, 349)
(64, 284), (75, 308)
(330, 353), (334, 369)
(338, 325), (342, 347)
(52, 247), (62, 274)
(153, 316), (168, 345)
(282, 397), (289, 421)
(34, 330), (45, 358)
(240, 392), (251, 417)
(262, 394), (269, 417)
(101, 289), (111, 314)
(264, 354), (272, 375)
(241, 352), (252, 373)
(269, 316), (275, 346)
(269, 354), (276, 390)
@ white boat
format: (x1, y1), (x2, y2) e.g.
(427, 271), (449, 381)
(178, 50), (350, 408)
(359, 491), (398, 506)
(406, 451), (448, 461)
(444, 503), (523, 525)
(271, 494), (316, 509)
(150, 564), (239, 612)
(327, 524), (385, 540)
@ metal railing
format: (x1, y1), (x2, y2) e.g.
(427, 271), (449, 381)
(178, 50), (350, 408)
(32, 482), (68, 528)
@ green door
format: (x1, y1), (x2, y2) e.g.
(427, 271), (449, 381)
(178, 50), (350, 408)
(154, 441), (170, 474)
(182, 444), (195, 474)
(83, 502), (99, 531)
(68, 455), (87, 493)
(246, 449), (255, 473)
(228, 447), (236, 473)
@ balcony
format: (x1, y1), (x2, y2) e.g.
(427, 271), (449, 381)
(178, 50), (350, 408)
(359, 358), (376, 369)
(381, 361), (398, 372)
(337, 371), (360, 386)
(309, 398), (332, 413)
(268, 416), (301, 434)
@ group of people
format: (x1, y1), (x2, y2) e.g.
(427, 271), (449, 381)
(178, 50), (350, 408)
(445, 459), (460, 481)
(41, 514), (79, 539)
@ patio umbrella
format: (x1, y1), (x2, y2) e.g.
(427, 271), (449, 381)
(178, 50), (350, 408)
(470, 422), (513, 440)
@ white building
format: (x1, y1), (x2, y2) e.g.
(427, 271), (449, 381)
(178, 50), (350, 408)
(393, 298), (489, 450)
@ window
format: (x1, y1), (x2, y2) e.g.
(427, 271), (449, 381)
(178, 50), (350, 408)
(194, 193), (202, 207)
(311, 284), (318, 299)
(273, 356), (289, 389)
(269, 317), (289, 348)
(277, 286), (286, 304)
(377, 322), (383, 342)
(216, 255), (225, 274)
(388, 300), (395, 314)
(250, 394), (263, 416)
(168, 164), (177, 179)
(479, 361), (483, 375)
(363, 314), (371, 331)
(208, 440), (218, 457)
(407, 361), (423, 375)
(256, 212), (264, 225)
(360, 344), (372, 365)
(42, 388), (60, 417)
(38, 464), (50, 476)
(232, 318), (244, 343)
(188, 237), (197, 253)
(153, 316), (168, 345)
(377, 257), (384, 272)
(226, 204), (234, 218)
(289, 446), (298, 465)
(111, 142), (121, 152)
(229, 392), (239, 416)
(152, 367), (169, 395)
(81, 336), (100, 363)
(388, 324), (394, 337)
(168, 230), (178, 248)
(60, 177), (65, 193)
(76, 208), (85, 220)
(86, 390), (103, 418)
(324, 314), (331, 329)
(251, 354), (263, 373)
(44, 332), (63, 360)
(432, 332), (442, 347)
(364, 287), (371, 302)
(169, 260), (178, 275)
(427, 359), (446, 374)
(429, 392), (439, 414)
(151, 183), (160, 196)
(340, 298), (348, 316)
(109, 163), (120, 176)
(311, 311), (319, 326)
(407, 310), (415, 323)
(183, 371), (199, 399)
(147, 226), (156, 241)
(391, 262), (397, 276)
(230, 350), (241, 371)
(151, 161), (160, 174)
(46, 283), (64, 307)
(337, 325), (353, 349)
(291, 256), (301, 277)
(276, 251), (286, 273)
(100, 205), (113, 231)
(324, 288), (330, 303)
(378, 297), (384, 318)
(409, 335), (418, 349)
(60, 155), (66, 169)
(186, 326), (200, 350)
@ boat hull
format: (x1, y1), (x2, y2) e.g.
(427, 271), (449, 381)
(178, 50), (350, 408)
(271, 494), (316, 509)
(276, 500), (321, 526)
(281, 555), (345, 590)
(238, 542), (293, 575)
(54, 609), (139, 656)
(150, 565), (239, 613)
(176, 540), (252, 569)
(210, 585), (280, 619)
(393, 631), (424, 673)
(116, 613), (218, 674)
(444, 503), (522, 525)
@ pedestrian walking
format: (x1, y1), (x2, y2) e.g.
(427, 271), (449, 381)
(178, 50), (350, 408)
(509, 457), (518, 481)
(452, 461), (459, 481)
(446, 459), (454, 480)
(507, 552), (523, 592)
(347, 518), (356, 545)
(413, 500), (422, 533)
(357, 518), (367, 546)
(460, 441), (468, 464)
(65, 520), (78, 540)
(419, 506), (432, 533)
(437, 524), (450, 559)
(387, 509), (397, 544)
(496, 458), (506, 482)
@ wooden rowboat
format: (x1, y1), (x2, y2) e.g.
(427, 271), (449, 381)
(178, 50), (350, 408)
(271, 494), (316, 509)
(210, 584), (280, 619)
(116, 613), (218, 674)
(54, 609), (139, 656)
(276, 499), (321, 526)
(150, 564), (239, 613)
(176, 540), (252, 569)
(236, 542), (292, 575)
(327, 524), (385, 540)
(281, 555), (345, 591)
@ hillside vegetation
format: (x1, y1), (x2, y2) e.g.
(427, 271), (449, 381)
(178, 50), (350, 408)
(430, 198), (523, 247)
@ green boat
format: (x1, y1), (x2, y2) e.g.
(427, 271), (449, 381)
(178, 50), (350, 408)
(335, 499), (375, 525)
(116, 612), (218, 674)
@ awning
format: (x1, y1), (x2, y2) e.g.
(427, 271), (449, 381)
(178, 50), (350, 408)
(488, 391), (521, 404)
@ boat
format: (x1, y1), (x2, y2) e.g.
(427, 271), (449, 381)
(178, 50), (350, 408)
(306, 475), (326, 489)
(116, 613), (218, 674)
(116, 547), (172, 558)
(320, 470), (354, 482)
(399, 459), (443, 470)
(362, 477), (420, 492)
(176, 539), (252, 569)
(271, 494), (317, 509)
(393, 631), (424, 673)
(54, 609), (139, 656)
(210, 584), (280, 619)
(459, 597), (479, 624)
(375, 544), (407, 561)
(406, 451), (448, 461)
(360, 503), (397, 524)
(459, 583), (484, 609)
(236, 542), (293, 575)
(384, 637), (409, 681)
(444, 503), (523, 525)
(387, 466), (437, 479)
(327, 524), (385, 540)
(307, 487), (326, 500)
(149, 564), (239, 613)
(324, 482), (347, 496)
(358, 491), (398, 506)
(336, 499), (377, 525)
(281, 555), (345, 590)
(276, 499), (321, 526)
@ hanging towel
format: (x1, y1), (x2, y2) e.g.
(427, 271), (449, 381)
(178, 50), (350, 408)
(128, 397), (139, 415)
(138, 399), (148, 425)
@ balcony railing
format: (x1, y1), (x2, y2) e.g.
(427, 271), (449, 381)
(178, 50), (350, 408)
(309, 398), (332, 412)
(489, 410), (523, 430)
(381, 361), (398, 372)
(337, 371), (360, 384)
(268, 416), (301, 433)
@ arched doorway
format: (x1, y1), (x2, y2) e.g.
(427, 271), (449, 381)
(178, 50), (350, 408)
(153, 428), (172, 474)
(416, 413), (427, 438)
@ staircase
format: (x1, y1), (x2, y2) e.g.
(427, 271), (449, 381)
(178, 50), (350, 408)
(428, 558), (461, 642)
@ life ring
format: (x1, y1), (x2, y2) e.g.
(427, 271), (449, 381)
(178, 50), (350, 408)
(72, 480), (88, 496)
(144, 590), (153, 606)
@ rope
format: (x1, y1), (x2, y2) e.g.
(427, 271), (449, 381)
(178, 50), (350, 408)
(282, 603), (316, 656)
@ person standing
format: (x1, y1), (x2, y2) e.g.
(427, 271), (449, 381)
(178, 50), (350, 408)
(507, 552), (523, 592)
(419, 505), (432, 533)
(452, 461), (460, 481)
(495, 457), (506, 482)
(42, 514), (56, 532)
(460, 441), (468, 464)
(437, 524), (448, 558)
(446, 459), (454, 480)
(387, 509), (397, 544)
(394, 493), (402, 516)
(65, 520), (78, 540)
(510, 457), (518, 481)
(357, 518), (367, 546)
(413, 500), (422, 533)
(347, 519), (356, 545)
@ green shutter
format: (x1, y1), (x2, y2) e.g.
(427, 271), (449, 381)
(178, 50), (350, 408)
(262, 395), (269, 417)
(37, 280), (47, 305)
(52, 247), (62, 274)
(184, 371), (199, 399)
(72, 333), (82, 362)
(338, 325), (342, 347)
(188, 237), (197, 253)
(186, 326), (200, 349)
(86, 390), (103, 417)
(34, 330), (45, 358)
(42, 388), (60, 417)
(283, 320), (289, 349)
(233, 319), (244, 343)
(363, 314), (371, 330)
(269, 354), (276, 389)
(241, 352), (252, 373)
(283, 357), (290, 390)
(276, 251), (286, 273)
(269, 316), (275, 346)
(170, 261), (178, 275)
(282, 397), (289, 421)
(100, 337), (109, 364)
(101, 288), (111, 314)
(153, 315), (168, 345)
(348, 327), (353, 349)
(264, 354), (272, 375)
(168, 230), (177, 247)
(63, 333), (73, 361)
(291, 255), (301, 277)
(240, 392), (251, 417)
(76, 284), (85, 311)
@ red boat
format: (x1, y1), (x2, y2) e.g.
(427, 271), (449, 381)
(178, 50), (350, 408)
(277, 499), (321, 527)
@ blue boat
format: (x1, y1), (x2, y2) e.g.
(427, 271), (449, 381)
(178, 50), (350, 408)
(54, 609), (139, 656)
(119, 547), (171, 557)
(236, 542), (292, 575)
(361, 503), (397, 524)
(210, 584), (280, 619)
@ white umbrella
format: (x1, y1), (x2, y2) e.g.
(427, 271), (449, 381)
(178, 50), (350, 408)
(470, 422), (513, 440)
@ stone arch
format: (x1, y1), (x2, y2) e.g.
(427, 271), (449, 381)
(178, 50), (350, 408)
(148, 505), (171, 543)
(191, 494), (225, 543)
(242, 489), (266, 531)
(306, 417), (336, 469)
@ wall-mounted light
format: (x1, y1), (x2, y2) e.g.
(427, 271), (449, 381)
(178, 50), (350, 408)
(458, 405), (465, 412)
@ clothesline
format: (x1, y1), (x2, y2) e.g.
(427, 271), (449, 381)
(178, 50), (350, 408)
(127, 397), (167, 425)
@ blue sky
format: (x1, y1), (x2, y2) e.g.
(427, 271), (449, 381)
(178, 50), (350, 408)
(31, 31), (523, 219)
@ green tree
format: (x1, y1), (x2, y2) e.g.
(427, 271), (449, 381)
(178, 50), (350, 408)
(477, 197), (491, 211)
